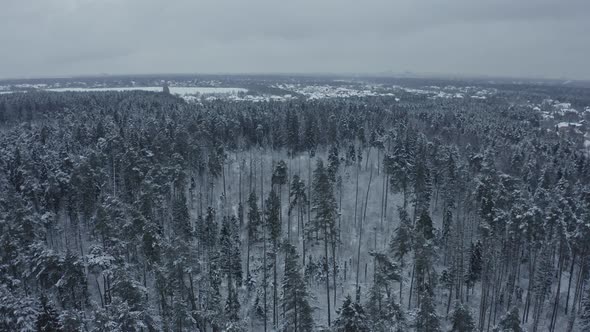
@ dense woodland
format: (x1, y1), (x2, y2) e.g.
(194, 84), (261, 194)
(1, 86), (590, 332)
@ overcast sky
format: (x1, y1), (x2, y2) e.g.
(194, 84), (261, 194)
(1, 0), (589, 80)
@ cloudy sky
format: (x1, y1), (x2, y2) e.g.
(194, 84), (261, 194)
(1, 0), (589, 80)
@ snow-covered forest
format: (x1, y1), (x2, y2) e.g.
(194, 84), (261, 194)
(1, 77), (590, 332)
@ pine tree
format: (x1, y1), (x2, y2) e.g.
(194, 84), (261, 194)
(207, 252), (223, 332)
(201, 207), (218, 254)
(139, 190), (162, 267)
(415, 210), (435, 241)
(333, 295), (369, 332)
(36, 295), (62, 332)
(266, 190), (282, 244)
(289, 175), (307, 256)
(247, 192), (262, 281)
(384, 142), (414, 208)
(385, 298), (407, 332)
(450, 303), (476, 332)
(281, 243), (314, 332)
(369, 251), (401, 300)
(366, 273), (405, 332)
(272, 161), (288, 190)
(303, 114), (317, 157)
(579, 286), (590, 332)
(220, 216), (243, 288)
(225, 284), (241, 322)
(230, 215), (243, 286)
(346, 143), (356, 166)
(92, 297), (157, 332)
(415, 290), (440, 332)
(531, 245), (553, 332)
(412, 150), (432, 217)
(465, 241), (483, 292)
(311, 159), (338, 326)
(171, 191), (193, 299)
(172, 192), (191, 238)
(493, 307), (523, 332)
(265, 189), (281, 328)
(273, 160), (288, 239)
(327, 146), (340, 183)
(389, 207), (412, 302)
(286, 110), (300, 157)
(58, 252), (88, 310)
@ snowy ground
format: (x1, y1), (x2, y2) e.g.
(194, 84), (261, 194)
(212, 147), (579, 331)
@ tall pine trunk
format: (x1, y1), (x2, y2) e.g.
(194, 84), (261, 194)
(324, 226), (331, 327)
(565, 253), (576, 314)
(356, 167), (373, 290)
(549, 247), (564, 332)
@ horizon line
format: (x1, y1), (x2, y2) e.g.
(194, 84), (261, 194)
(0, 71), (588, 85)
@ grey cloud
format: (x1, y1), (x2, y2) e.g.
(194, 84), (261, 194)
(0, 0), (589, 79)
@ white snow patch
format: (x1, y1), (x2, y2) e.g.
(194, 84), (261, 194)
(557, 122), (583, 129)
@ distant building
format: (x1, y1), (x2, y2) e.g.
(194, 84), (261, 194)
(556, 121), (584, 134)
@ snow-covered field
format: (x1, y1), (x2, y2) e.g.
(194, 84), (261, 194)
(45, 86), (247, 95)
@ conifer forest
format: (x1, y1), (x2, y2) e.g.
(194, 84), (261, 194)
(1, 75), (590, 332)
